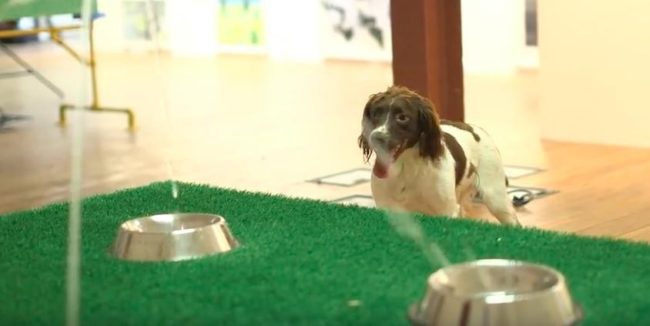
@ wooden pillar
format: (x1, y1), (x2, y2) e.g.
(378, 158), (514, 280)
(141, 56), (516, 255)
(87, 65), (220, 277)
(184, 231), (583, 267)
(390, 0), (464, 121)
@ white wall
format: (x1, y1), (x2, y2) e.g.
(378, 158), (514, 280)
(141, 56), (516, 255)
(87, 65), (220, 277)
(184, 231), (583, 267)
(460, 0), (524, 75)
(263, 0), (323, 62)
(167, 0), (216, 56)
(538, 0), (650, 147)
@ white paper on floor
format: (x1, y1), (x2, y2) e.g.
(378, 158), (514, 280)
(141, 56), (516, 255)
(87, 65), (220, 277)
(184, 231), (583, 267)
(308, 168), (371, 187)
(509, 185), (555, 197)
(331, 194), (376, 207)
(309, 165), (542, 188)
(504, 165), (544, 179)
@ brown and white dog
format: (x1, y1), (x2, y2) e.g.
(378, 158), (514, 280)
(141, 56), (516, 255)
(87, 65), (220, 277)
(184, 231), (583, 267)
(358, 86), (520, 226)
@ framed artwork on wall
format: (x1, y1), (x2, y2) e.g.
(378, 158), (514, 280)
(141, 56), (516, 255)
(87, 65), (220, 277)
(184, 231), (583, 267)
(320, 0), (391, 61)
(217, 0), (266, 54)
(121, 0), (169, 51)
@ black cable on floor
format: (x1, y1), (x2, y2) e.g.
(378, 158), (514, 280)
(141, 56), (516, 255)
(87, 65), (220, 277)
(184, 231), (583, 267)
(508, 188), (535, 207)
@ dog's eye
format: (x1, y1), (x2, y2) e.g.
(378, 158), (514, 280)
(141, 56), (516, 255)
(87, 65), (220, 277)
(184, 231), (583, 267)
(396, 113), (410, 123)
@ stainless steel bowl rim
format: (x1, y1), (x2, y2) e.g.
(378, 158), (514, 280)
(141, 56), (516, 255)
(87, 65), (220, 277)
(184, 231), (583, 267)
(111, 213), (238, 262)
(429, 259), (566, 301)
(408, 259), (584, 325)
(118, 213), (224, 234)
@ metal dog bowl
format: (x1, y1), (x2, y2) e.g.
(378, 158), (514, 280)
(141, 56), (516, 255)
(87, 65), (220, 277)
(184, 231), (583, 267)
(110, 213), (238, 262)
(408, 259), (583, 326)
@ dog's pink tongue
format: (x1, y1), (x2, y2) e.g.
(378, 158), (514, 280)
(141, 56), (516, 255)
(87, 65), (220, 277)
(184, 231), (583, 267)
(373, 160), (389, 179)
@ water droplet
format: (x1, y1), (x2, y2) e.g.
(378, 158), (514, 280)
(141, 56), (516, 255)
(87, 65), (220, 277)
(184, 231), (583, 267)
(385, 210), (450, 267)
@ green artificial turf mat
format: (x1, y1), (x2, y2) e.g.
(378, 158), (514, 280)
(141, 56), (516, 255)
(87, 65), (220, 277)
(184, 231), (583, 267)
(1, 181), (650, 325)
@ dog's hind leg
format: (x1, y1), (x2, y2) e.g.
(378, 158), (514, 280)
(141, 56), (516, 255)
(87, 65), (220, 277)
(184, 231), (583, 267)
(457, 187), (477, 218)
(475, 162), (521, 226)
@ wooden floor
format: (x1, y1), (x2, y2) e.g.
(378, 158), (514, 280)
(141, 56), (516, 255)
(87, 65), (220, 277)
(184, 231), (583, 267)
(1, 42), (650, 242)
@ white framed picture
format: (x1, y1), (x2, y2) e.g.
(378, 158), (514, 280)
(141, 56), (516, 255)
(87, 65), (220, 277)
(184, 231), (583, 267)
(120, 0), (169, 52)
(320, 0), (391, 61)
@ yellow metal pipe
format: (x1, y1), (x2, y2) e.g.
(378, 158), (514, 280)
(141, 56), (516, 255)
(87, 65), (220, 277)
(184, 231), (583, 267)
(0, 25), (81, 39)
(1, 21), (136, 129)
(88, 19), (99, 108)
(50, 33), (88, 65)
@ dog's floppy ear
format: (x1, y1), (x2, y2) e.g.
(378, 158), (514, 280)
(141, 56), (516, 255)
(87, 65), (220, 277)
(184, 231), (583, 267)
(358, 92), (384, 162)
(410, 95), (443, 160)
(358, 135), (372, 162)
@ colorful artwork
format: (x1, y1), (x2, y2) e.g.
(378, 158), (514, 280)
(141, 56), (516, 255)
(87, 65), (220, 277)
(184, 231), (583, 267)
(218, 0), (265, 47)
